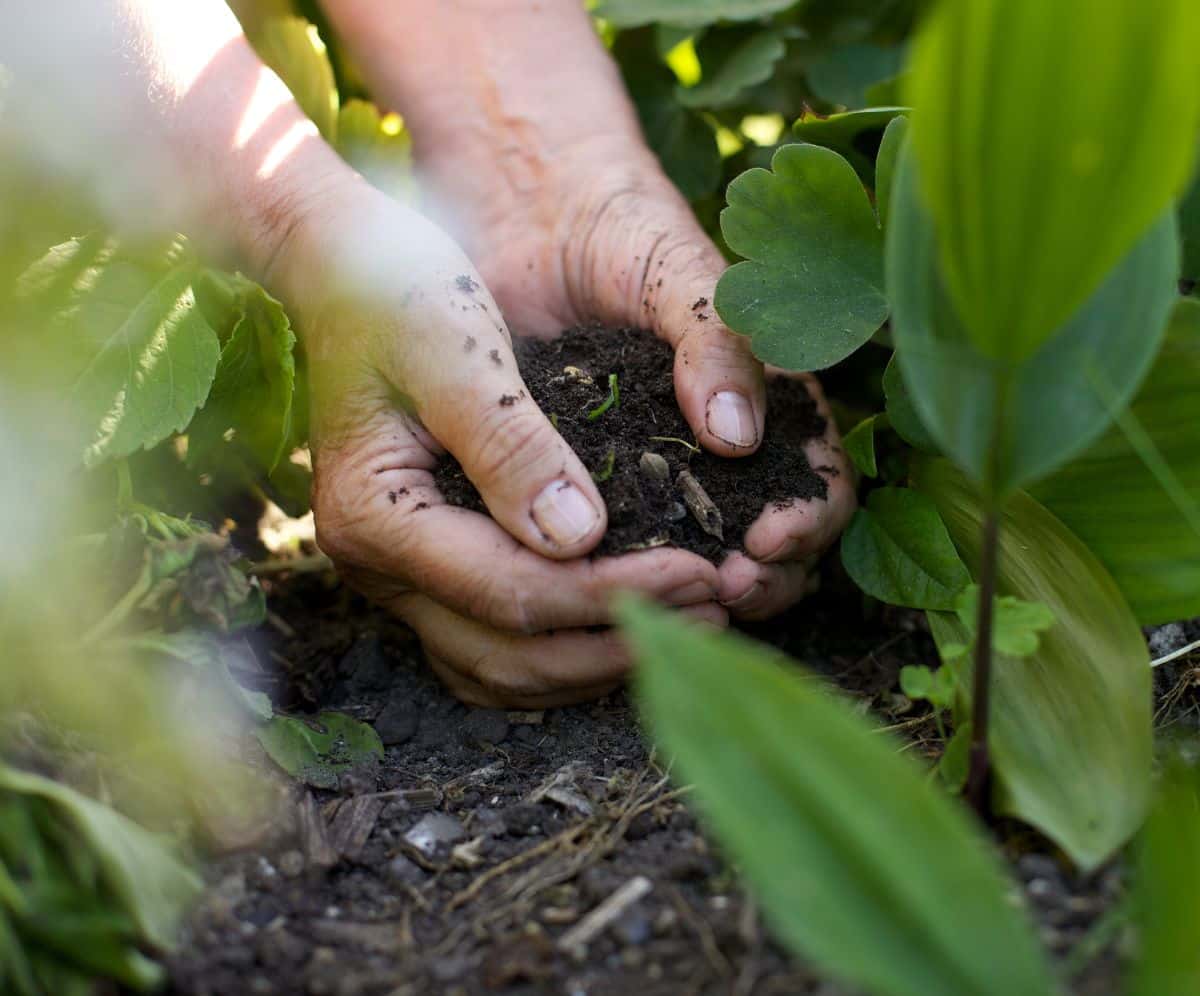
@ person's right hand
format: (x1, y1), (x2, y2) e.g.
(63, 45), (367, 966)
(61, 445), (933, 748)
(272, 178), (725, 708)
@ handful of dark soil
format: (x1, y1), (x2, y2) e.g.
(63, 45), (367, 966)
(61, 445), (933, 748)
(434, 326), (830, 563)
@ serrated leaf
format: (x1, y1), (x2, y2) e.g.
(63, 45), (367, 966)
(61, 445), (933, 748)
(597, 0), (798, 29)
(914, 458), (1152, 870)
(616, 31), (721, 200)
(188, 276), (296, 474)
(953, 586), (1056, 659)
(842, 413), (882, 477)
(840, 486), (970, 610)
(792, 106), (908, 183)
(1127, 760), (1200, 996)
(18, 235), (222, 467)
(255, 16), (338, 141)
(716, 143), (888, 370)
(619, 598), (1055, 996)
(1029, 298), (1200, 624)
(886, 144), (1179, 496)
(256, 712), (383, 789)
(678, 28), (785, 108)
(906, 0), (1200, 362)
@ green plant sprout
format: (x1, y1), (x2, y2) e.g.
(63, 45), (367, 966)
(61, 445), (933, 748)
(647, 435), (700, 455)
(591, 448), (616, 483)
(586, 372), (620, 419)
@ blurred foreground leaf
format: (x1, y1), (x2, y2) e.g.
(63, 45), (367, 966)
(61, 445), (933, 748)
(620, 599), (1053, 996)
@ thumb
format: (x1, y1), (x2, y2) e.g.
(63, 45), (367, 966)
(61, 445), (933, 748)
(404, 277), (608, 560)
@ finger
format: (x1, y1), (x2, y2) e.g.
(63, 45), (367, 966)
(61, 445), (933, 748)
(744, 373), (857, 563)
(716, 552), (812, 622)
(316, 440), (719, 633)
(319, 205), (608, 560)
(399, 593), (633, 706)
(562, 170), (767, 457)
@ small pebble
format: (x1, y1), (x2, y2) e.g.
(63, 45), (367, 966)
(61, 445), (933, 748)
(277, 850), (304, 878)
(403, 812), (467, 858)
(460, 709), (510, 746)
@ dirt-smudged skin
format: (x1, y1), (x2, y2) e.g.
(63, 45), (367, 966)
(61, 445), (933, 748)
(434, 326), (829, 563)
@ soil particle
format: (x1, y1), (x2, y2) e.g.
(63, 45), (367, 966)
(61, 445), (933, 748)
(373, 692), (418, 746)
(691, 297), (708, 310)
(455, 274), (480, 294)
(499, 393), (518, 407)
(463, 335), (477, 353)
(459, 709), (510, 746)
(435, 326), (828, 562)
(488, 348), (502, 366)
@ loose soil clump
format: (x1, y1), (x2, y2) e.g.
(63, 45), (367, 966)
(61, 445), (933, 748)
(434, 326), (829, 562)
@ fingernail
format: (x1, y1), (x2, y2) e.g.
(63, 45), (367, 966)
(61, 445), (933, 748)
(720, 581), (765, 612)
(532, 480), (601, 547)
(706, 391), (758, 448)
(664, 580), (718, 606)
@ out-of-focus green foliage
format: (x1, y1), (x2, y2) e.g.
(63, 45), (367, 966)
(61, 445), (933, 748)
(621, 598), (1054, 996)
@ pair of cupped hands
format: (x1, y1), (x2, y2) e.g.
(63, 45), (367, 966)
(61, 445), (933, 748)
(244, 2), (855, 708)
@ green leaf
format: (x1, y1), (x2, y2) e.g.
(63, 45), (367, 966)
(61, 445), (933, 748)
(873, 114), (907, 230)
(18, 235), (223, 468)
(188, 276), (296, 474)
(1029, 298), (1200, 624)
(254, 16), (339, 141)
(0, 764), (201, 952)
(905, 0), (1200, 362)
(1127, 760), (1200, 996)
(716, 143), (888, 370)
(887, 144), (1179, 496)
(841, 413), (882, 477)
(913, 458), (1152, 870)
(336, 99), (414, 202)
(678, 28), (786, 108)
(881, 352), (937, 452)
(1179, 168), (1200, 282)
(255, 711), (384, 789)
(597, 0), (798, 29)
(129, 630), (273, 721)
(615, 31), (721, 200)
(792, 106), (908, 183)
(619, 598), (1054, 996)
(953, 586), (1056, 659)
(840, 487), (970, 610)
(806, 43), (906, 110)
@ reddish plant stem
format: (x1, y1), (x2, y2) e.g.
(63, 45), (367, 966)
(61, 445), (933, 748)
(966, 511), (1001, 815)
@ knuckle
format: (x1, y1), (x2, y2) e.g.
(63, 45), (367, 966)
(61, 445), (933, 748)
(464, 407), (560, 491)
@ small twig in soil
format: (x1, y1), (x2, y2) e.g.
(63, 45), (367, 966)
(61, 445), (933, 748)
(557, 875), (652, 954)
(668, 885), (733, 980)
(586, 372), (621, 420)
(248, 552), (333, 576)
(1151, 637), (1200, 669)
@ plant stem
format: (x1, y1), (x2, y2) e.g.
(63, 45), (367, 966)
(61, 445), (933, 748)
(966, 510), (1001, 814)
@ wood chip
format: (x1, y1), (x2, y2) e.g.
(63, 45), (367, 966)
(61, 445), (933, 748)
(557, 876), (653, 954)
(327, 795), (385, 860)
(297, 792), (338, 869)
(676, 469), (724, 541)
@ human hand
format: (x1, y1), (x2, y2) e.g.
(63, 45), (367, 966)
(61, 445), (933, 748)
(271, 180), (726, 707)
(321, 0), (856, 623)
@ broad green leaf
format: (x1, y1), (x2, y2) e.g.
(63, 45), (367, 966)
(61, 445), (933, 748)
(1029, 298), (1200, 624)
(129, 630), (273, 721)
(616, 32), (721, 200)
(841, 413), (882, 477)
(953, 586), (1056, 659)
(597, 0), (797, 29)
(806, 43), (906, 110)
(906, 0), (1200, 361)
(678, 28), (785, 108)
(620, 598), (1054, 996)
(881, 352), (937, 452)
(840, 486), (970, 610)
(1127, 761), (1200, 996)
(887, 146), (1179, 496)
(1179, 169), (1200, 282)
(188, 276), (296, 474)
(0, 764), (201, 952)
(913, 458), (1152, 869)
(716, 143), (888, 370)
(256, 711), (384, 789)
(18, 235), (222, 467)
(254, 16), (339, 141)
(873, 114), (907, 229)
(792, 106), (907, 182)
